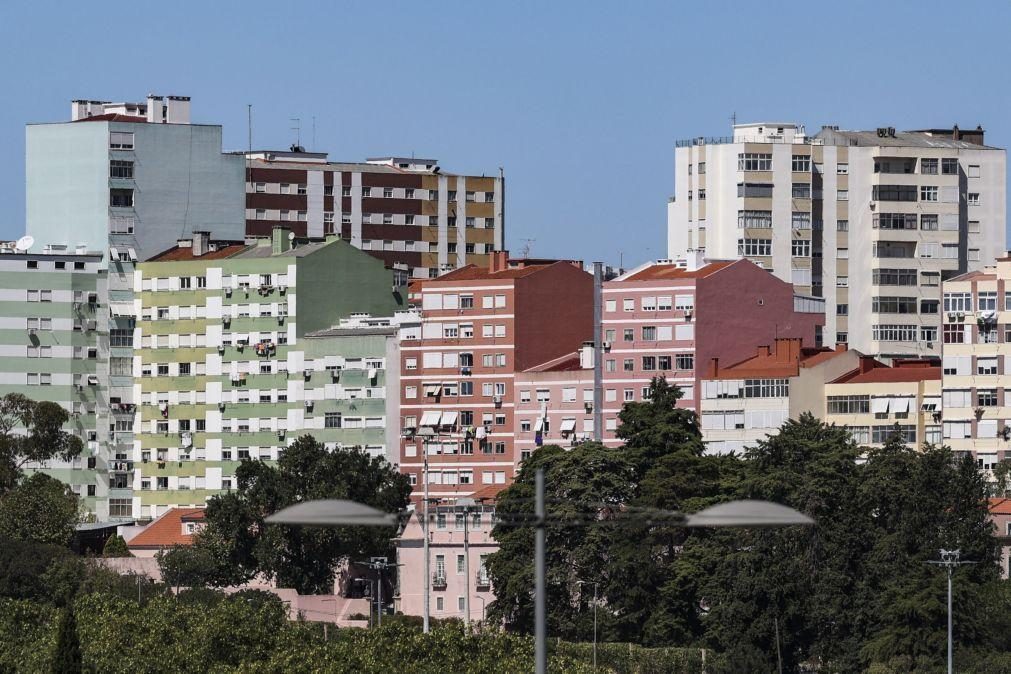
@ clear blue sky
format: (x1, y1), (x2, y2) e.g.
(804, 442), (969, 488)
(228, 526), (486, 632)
(1, 0), (1008, 268)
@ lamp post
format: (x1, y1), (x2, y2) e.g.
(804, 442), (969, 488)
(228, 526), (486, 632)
(456, 497), (479, 629)
(576, 581), (598, 671)
(927, 548), (976, 674)
(423, 450), (431, 634)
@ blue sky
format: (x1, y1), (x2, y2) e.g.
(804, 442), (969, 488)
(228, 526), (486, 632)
(0, 0), (1008, 268)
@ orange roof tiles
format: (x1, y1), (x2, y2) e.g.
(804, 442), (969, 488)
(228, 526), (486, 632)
(127, 508), (205, 550)
(146, 243), (248, 262)
(621, 260), (736, 281)
(74, 113), (148, 123)
(989, 498), (1011, 515)
(832, 358), (941, 384)
(434, 261), (557, 282)
(469, 483), (505, 502)
(707, 338), (840, 379)
(523, 352), (585, 373)
(946, 269), (997, 283)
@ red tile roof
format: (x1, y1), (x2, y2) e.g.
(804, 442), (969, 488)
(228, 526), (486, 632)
(832, 358), (941, 384)
(621, 260), (736, 281)
(74, 113), (148, 123)
(127, 508), (205, 550)
(989, 498), (1011, 515)
(434, 261), (558, 282)
(469, 483), (506, 502)
(523, 352), (585, 373)
(707, 339), (839, 379)
(146, 243), (248, 262)
(946, 269), (996, 283)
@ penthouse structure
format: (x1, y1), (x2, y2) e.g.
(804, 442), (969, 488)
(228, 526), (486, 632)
(599, 253), (824, 443)
(399, 253), (593, 499)
(132, 230), (405, 520)
(669, 122), (1006, 358)
(939, 258), (1011, 469)
(244, 150), (504, 279)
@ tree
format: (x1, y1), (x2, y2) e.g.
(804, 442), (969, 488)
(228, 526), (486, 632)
(0, 394), (83, 494)
(51, 606), (83, 673)
(198, 435), (411, 594)
(158, 545), (219, 590)
(0, 538), (74, 602)
(0, 473), (79, 546)
(101, 535), (130, 558)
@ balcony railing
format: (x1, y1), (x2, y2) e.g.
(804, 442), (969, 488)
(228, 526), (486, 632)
(476, 572), (491, 587)
(432, 572), (447, 587)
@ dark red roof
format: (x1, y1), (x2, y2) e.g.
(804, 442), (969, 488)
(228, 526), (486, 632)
(621, 260), (736, 281)
(523, 352), (584, 373)
(127, 508), (205, 550)
(990, 498), (1011, 515)
(832, 359), (941, 384)
(146, 243), (248, 262)
(74, 113), (148, 123)
(434, 262), (557, 282)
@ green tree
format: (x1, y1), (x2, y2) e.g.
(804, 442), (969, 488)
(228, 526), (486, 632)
(51, 606), (83, 673)
(0, 538), (74, 602)
(0, 473), (79, 546)
(0, 394), (83, 494)
(157, 545), (218, 590)
(101, 535), (130, 558)
(198, 435), (411, 594)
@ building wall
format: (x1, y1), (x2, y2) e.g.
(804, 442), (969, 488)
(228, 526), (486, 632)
(27, 121), (245, 265)
(823, 378), (941, 450)
(514, 368), (595, 459)
(513, 263), (593, 371)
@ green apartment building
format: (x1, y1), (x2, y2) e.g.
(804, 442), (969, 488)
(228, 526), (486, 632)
(133, 229), (408, 520)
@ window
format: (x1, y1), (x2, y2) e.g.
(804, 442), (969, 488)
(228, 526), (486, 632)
(837, 163), (848, 175)
(872, 185), (917, 201)
(738, 153), (772, 171)
(641, 326), (657, 341)
(872, 425), (916, 445)
(738, 238), (772, 256)
(109, 132), (134, 149)
(324, 413), (341, 429)
(920, 158), (938, 175)
(110, 160), (134, 179)
(675, 354), (694, 370)
(837, 190), (848, 201)
(978, 357), (999, 375)
(872, 324), (918, 342)
(827, 395), (870, 414)
(837, 219), (849, 231)
(920, 185), (938, 202)
(792, 239), (810, 257)
(977, 389), (998, 407)
(941, 158), (959, 175)
(872, 269), (917, 286)
(789, 212), (811, 229)
(737, 211), (772, 229)
(110, 189), (134, 207)
(623, 359), (634, 372)
(792, 183), (811, 199)
(943, 292), (972, 313)
(642, 356), (656, 371)
(791, 155), (811, 172)
(967, 192), (980, 206)
(874, 213), (918, 230)
(872, 297), (917, 314)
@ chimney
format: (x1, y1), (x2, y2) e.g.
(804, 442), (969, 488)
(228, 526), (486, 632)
(708, 357), (719, 378)
(192, 231), (210, 257)
(758, 345), (771, 358)
(272, 227), (291, 255)
(489, 250), (509, 273)
(682, 248), (707, 272)
(858, 355), (876, 374)
(579, 341), (595, 369)
(146, 94), (165, 123)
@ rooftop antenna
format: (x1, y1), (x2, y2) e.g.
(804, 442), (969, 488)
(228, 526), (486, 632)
(290, 118), (301, 148)
(520, 238), (536, 258)
(312, 116), (316, 152)
(730, 111), (737, 128)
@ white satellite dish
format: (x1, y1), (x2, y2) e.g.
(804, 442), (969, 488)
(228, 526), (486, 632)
(288, 232), (295, 241)
(14, 235), (34, 252)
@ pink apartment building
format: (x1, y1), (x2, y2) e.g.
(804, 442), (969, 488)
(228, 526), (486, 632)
(514, 346), (597, 458)
(399, 252), (593, 500)
(600, 253), (825, 443)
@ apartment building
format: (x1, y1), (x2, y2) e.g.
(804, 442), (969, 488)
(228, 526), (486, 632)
(0, 249), (131, 518)
(132, 230), (405, 519)
(823, 357), (942, 451)
(669, 122), (1006, 358)
(600, 253), (824, 443)
(399, 253), (593, 499)
(939, 260), (1011, 469)
(514, 346), (597, 460)
(27, 94), (245, 264)
(699, 339), (855, 454)
(394, 484), (499, 623)
(244, 151), (504, 279)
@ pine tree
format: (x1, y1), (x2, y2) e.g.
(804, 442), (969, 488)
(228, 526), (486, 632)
(101, 535), (130, 558)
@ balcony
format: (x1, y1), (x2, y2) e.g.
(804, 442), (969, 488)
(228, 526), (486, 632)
(432, 572), (447, 588)
(476, 571), (491, 588)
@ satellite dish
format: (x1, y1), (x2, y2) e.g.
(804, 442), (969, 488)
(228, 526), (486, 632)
(288, 232), (295, 241)
(15, 235), (34, 252)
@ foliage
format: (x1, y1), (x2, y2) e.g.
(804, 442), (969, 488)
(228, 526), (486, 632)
(0, 537), (75, 602)
(198, 435), (411, 594)
(158, 545), (220, 589)
(0, 472), (79, 545)
(101, 535), (130, 558)
(52, 606), (83, 673)
(0, 393), (84, 494)
(0, 599), (58, 672)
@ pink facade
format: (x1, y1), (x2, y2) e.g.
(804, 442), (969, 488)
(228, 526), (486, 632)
(600, 257), (823, 444)
(514, 350), (596, 458)
(399, 254), (592, 500)
(394, 496), (499, 622)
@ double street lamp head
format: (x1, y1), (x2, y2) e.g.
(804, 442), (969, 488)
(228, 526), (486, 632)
(683, 500), (815, 528)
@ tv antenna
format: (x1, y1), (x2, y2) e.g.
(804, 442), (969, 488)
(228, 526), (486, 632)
(520, 238), (535, 257)
(290, 118), (301, 149)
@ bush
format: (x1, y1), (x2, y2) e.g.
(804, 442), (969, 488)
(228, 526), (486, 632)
(101, 535), (130, 558)
(0, 537), (75, 602)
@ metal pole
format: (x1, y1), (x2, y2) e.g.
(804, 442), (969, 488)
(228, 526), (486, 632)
(774, 615), (783, 674)
(535, 468), (547, 674)
(423, 452), (430, 633)
(947, 565), (953, 674)
(592, 583), (598, 672)
(463, 505), (471, 630)
(592, 262), (603, 442)
(377, 572), (383, 628)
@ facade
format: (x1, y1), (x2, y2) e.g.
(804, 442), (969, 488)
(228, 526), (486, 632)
(514, 347), (597, 460)
(669, 122), (1006, 358)
(0, 250), (130, 519)
(132, 230), (405, 520)
(939, 260), (1011, 468)
(26, 95), (246, 265)
(600, 253), (824, 444)
(244, 151), (504, 279)
(394, 484), (499, 622)
(699, 339), (855, 454)
(399, 253), (593, 500)
(823, 357), (942, 451)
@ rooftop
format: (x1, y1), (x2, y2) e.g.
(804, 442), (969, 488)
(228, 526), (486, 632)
(989, 498), (1011, 516)
(831, 358), (941, 385)
(145, 242), (247, 262)
(619, 259), (736, 282)
(433, 252), (580, 282)
(705, 338), (841, 379)
(234, 238), (334, 259)
(946, 268), (998, 283)
(523, 352), (585, 373)
(127, 508), (205, 550)
(73, 113), (148, 124)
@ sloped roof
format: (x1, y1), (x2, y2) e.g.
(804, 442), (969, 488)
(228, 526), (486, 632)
(145, 243), (248, 262)
(523, 352), (585, 373)
(621, 260), (736, 281)
(74, 113), (148, 123)
(832, 359), (941, 384)
(434, 261), (558, 282)
(989, 498), (1011, 516)
(127, 508), (205, 550)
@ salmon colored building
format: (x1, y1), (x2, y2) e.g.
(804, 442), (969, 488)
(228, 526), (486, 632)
(399, 253), (593, 500)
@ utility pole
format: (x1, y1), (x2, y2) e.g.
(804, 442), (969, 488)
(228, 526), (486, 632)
(535, 468), (546, 674)
(459, 498), (477, 630)
(927, 548), (976, 674)
(592, 262), (603, 441)
(423, 449), (430, 633)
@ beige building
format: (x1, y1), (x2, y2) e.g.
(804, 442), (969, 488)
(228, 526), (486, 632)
(940, 259), (1011, 470)
(669, 122), (1006, 359)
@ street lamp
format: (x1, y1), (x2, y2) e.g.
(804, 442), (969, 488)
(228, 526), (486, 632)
(576, 580), (598, 671)
(927, 548), (976, 674)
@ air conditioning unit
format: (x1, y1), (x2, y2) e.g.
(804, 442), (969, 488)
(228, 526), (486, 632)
(493, 395), (503, 406)
(461, 366), (472, 376)
(684, 310), (694, 322)
(584, 402), (593, 413)
(224, 288), (232, 297)
(217, 344), (225, 354)
(278, 285), (287, 294)
(218, 402), (226, 412)
(304, 400), (314, 410)
(277, 429), (285, 440)
(27, 327), (37, 336)
(222, 316), (231, 325)
(277, 315), (285, 325)
(303, 368), (313, 379)
(956, 311), (965, 320)
(602, 341), (611, 352)
(73, 302), (82, 310)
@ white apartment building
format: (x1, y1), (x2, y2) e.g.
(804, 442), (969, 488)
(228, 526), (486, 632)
(669, 122), (1006, 358)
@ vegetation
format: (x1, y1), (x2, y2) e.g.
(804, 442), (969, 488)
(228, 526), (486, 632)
(0, 393), (83, 495)
(101, 535), (130, 558)
(0, 472), (80, 546)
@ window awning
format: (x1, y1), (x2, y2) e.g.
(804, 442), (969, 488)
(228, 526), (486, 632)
(109, 247), (120, 260)
(559, 418), (577, 432)
(476, 426), (487, 439)
(921, 397), (941, 412)
(420, 411), (442, 426)
(440, 411), (458, 426)
(871, 397), (890, 414)
(891, 397), (911, 414)
(367, 369), (377, 380)
(127, 248), (138, 261)
(424, 384), (442, 396)
(109, 301), (134, 317)
(534, 418), (544, 431)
